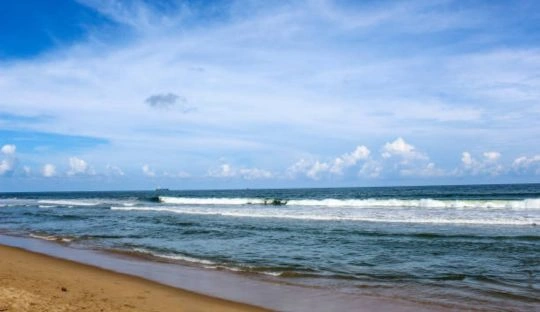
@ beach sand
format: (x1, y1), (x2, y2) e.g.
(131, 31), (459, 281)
(0, 244), (268, 312)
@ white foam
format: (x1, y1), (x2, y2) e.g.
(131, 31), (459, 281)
(159, 196), (270, 205)
(132, 248), (215, 265)
(38, 199), (100, 206)
(29, 233), (73, 242)
(200, 264), (282, 276)
(287, 198), (540, 209)
(260, 271), (284, 277)
(0, 199), (37, 206)
(110, 206), (539, 226)
(156, 196), (540, 210)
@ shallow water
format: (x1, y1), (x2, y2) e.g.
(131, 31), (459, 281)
(1, 184), (539, 311)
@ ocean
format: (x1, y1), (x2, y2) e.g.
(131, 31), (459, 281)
(1, 184), (539, 311)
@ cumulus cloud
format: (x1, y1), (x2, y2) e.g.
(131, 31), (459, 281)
(483, 151), (501, 162)
(208, 163), (273, 179)
(461, 151), (474, 167)
(459, 151), (504, 176)
(376, 138), (447, 178)
(306, 161), (330, 180)
(42, 164), (56, 177)
(381, 137), (427, 162)
(512, 155), (540, 174)
(359, 160), (383, 178)
(67, 157), (95, 175)
(0, 144), (17, 176)
(1, 144), (16, 155)
(208, 164), (235, 178)
(287, 158), (312, 178)
(288, 145), (371, 179)
(0, 160), (13, 176)
(330, 145), (370, 174)
(142, 164), (156, 177)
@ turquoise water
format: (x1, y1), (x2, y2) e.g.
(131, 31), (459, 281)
(1, 184), (539, 310)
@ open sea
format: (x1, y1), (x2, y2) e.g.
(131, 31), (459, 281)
(1, 184), (539, 311)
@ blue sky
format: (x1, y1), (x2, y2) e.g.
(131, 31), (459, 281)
(1, 0), (539, 191)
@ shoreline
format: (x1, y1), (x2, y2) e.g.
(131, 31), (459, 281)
(0, 244), (268, 312)
(0, 234), (441, 312)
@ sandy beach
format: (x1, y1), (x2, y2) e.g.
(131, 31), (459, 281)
(0, 244), (268, 312)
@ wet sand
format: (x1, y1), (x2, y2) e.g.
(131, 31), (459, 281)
(0, 244), (268, 312)
(0, 235), (444, 312)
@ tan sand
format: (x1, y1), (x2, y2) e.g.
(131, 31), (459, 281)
(0, 245), (269, 312)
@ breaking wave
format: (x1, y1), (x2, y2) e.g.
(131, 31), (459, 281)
(37, 199), (101, 207)
(29, 233), (74, 242)
(110, 206), (539, 225)
(159, 196), (287, 205)
(157, 196), (540, 209)
(130, 248), (216, 265)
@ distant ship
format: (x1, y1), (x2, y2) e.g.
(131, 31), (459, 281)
(155, 188), (170, 192)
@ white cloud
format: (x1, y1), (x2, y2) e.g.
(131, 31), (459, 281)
(67, 157), (94, 175)
(381, 137), (427, 162)
(378, 138), (444, 177)
(142, 164), (156, 177)
(42, 164), (57, 177)
(0, 160), (13, 176)
(288, 145), (371, 180)
(1, 144), (16, 155)
(483, 151), (501, 162)
(329, 145), (370, 174)
(359, 160), (383, 178)
(208, 163), (234, 178)
(306, 161), (330, 180)
(462, 151), (473, 166)
(512, 155), (540, 174)
(0, 144), (17, 176)
(208, 163), (272, 179)
(459, 151), (504, 176)
(287, 158), (312, 178)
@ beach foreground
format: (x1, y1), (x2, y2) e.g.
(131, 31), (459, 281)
(0, 245), (267, 312)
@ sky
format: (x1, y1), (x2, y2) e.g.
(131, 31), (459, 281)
(1, 0), (539, 191)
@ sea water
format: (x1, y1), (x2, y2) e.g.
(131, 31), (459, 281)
(1, 184), (539, 311)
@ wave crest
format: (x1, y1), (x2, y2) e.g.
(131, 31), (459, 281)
(110, 206), (539, 225)
(159, 196), (287, 205)
(157, 196), (540, 209)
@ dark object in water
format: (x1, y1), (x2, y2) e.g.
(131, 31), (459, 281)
(263, 199), (288, 206)
(148, 196), (161, 203)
